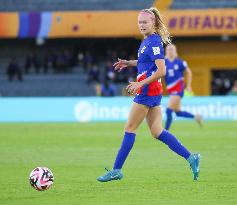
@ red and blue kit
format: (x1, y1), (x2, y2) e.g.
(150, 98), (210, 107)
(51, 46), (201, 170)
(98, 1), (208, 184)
(134, 34), (164, 107)
(164, 58), (188, 98)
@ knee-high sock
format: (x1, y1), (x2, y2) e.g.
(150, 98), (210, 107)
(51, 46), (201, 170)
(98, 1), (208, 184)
(176, 111), (194, 118)
(158, 130), (191, 160)
(165, 108), (173, 130)
(113, 132), (136, 169)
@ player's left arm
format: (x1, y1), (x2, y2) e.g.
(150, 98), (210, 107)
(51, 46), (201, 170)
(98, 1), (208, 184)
(126, 59), (166, 93)
(126, 40), (165, 93)
(184, 66), (192, 92)
(140, 59), (166, 85)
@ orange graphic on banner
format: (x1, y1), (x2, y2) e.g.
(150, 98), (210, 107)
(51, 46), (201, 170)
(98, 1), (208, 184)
(0, 13), (18, 37)
(48, 11), (139, 38)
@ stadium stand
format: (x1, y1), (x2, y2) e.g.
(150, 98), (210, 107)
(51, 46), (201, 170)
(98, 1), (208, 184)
(0, 73), (96, 96)
(0, 0), (154, 11)
(0, 38), (138, 96)
(171, 0), (237, 9)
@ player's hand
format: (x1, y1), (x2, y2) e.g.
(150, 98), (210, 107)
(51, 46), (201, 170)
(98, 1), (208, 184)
(113, 58), (129, 72)
(126, 82), (143, 94)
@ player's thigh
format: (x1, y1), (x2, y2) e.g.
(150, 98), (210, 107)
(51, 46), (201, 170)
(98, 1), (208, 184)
(168, 95), (181, 111)
(146, 106), (163, 138)
(125, 102), (149, 133)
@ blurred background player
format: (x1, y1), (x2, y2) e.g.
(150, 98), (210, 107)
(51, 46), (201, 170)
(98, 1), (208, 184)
(164, 44), (202, 130)
(97, 7), (200, 183)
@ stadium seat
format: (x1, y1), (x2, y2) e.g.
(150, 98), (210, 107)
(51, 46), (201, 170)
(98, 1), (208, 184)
(0, 73), (97, 96)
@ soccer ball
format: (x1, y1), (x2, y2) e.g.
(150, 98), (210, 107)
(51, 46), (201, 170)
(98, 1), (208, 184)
(29, 167), (54, 191)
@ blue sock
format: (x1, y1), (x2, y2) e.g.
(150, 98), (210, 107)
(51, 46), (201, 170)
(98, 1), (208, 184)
(176, 111), (194, 118)
(113, 132), (136, 170)
(158, 130), (191, 160)
(165, 108), (173, 130)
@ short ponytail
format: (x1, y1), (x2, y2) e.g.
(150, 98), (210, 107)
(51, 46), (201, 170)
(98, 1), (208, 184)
(142, 7), (171, 44)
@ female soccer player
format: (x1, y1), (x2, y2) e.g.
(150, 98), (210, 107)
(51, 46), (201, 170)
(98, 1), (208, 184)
(97, 7), (200, 182)
(164, 44), (202, 130)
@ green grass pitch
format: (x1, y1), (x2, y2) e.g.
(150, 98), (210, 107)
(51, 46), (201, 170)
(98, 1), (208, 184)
(0, 121), (237, 205)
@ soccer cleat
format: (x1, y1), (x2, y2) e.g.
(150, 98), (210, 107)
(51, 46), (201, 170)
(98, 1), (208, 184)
(195, 114), (203, 127)
(187, 153), (201, 180)
(97, 168), (123, 182)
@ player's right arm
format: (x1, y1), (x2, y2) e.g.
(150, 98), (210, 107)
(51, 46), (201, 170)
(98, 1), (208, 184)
(113, 58), (137, 72)
(185, 66), (192, 92)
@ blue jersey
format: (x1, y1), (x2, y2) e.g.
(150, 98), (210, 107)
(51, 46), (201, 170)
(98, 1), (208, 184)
(164, 58), (188, 93)
(136, 34), (164, 96)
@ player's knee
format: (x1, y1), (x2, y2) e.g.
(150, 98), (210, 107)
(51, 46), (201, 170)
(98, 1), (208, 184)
(124, 122), (136, 133)
(150, 128), (163, 139)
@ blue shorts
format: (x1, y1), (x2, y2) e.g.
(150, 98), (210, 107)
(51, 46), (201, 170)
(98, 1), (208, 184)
(133, 94), (162, 108)
(169, 90), (184, 98)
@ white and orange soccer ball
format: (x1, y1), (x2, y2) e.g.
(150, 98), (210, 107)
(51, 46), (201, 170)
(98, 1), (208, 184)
(29, 167), (54, 191)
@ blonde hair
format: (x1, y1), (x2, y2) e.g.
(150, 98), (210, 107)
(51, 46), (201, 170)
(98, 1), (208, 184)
(141, 7), (171, 45)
